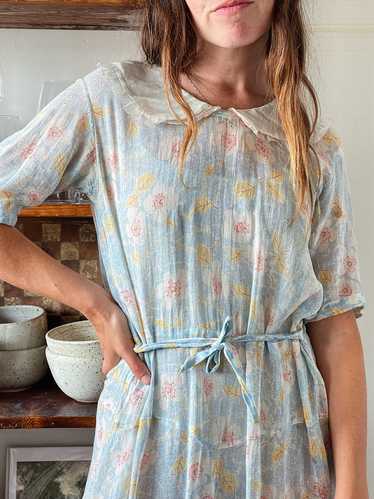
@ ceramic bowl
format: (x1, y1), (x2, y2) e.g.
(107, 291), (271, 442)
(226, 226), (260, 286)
(45, 346), (105, 403)
(45, 320), (101, 358)
(0, 305), (47, 351)
(0, 344), (48, 391)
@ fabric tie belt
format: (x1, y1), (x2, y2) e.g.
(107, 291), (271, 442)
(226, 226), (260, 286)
(133, 315), (314, 424)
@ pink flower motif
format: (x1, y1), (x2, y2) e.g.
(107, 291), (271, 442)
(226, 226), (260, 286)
(203, 377), (214, 397)
(165, 278), (183, 298)
(171, 141), (181, 159)
(115, 449), (131, 471)
(221, 131), (236, 151)
(221, 429), (235, 446)
(189, 462), (202, 481)
(255, 253), (265, 271)
(152, 192), (166, 210)
(129, 217), (143, 238)
(212, 276), (222, 296)
(130, 387), (145, 407)
(20, 141), (36, 160)
(140, 451), (154, 470)
(27, 191), (42, 204)
(97, 427), (104, 442)
(86, 147), (97, 165)
(161, 381), (176, 400)
(312, 483), (329, 499)
(234, 221), (250, 234)
(283, 369), (292, 383)
(120, 288), (136, 305)
(320, 227), (334, 243)
(339, 284), (352, 297)
(201, 496), (214, 499)
(47, 126), (63, 138)
(108, 151), (119, 169)
(255, 137), (271, 161)
(343, 255), (357, 272)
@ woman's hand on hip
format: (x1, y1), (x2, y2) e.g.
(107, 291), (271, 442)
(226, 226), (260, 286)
(87, 294), (151, 385)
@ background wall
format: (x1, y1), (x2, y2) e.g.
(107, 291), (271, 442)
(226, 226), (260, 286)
(0, 0), (372, 495)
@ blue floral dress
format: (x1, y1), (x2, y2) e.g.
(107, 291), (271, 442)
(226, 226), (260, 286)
(0, 59), (367, 498)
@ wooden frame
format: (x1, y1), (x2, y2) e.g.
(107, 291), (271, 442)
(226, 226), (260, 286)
(0, 0), (143, 30)
(6, 446), (93, 499)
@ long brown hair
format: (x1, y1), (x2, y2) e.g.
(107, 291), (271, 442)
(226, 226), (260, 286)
(140, 0), (322, 225)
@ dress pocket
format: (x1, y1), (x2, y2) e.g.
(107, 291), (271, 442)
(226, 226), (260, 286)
(104, 358), (127, 380)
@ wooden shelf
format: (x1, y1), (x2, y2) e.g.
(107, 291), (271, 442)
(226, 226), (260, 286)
(19, 204), (93, 218)
(0, 0), (144, 30)
(0, 371), (97, 429)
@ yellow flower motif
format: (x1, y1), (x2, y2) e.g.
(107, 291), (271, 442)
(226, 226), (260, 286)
(309, 438), (328, 461)
(197, 243), (211, 265)
(135, 417), (152, 430)
(194, 196), (213, 213)
(172, 456), (187, 474)
(127, 193), (139, 206)
(279, 386), (285, 402)
(318, 270), (332, 285)
(103, 215), (115, 233)
(270, 169), (284, 182)
(233, 283), (250, 299)
(136, 173), (155, 192)
(198, 321), (216, 329)
(223, 384), (241, 398)
(205, 163), (215, 175)
(92, 104), (104, 119)
(166, 216), (175, 227)
(323, 129), (341, 146)
(235, 180), (255, 198)
(212, 459), (224, 477)
(332, 198), (343, 218)
(154, 319), (167, 328)
(54, 153), (66, 175)
(272, 233), (286, 274)
(180, 431), (188, 444)
(249, 302), (256, 321)
(77, 114), (89, 134)
(220, 470), (237, 495)
(0, 191), (13, 212)
(266, 179), (285, 203)
(231, 249), (241, 263)
(272, 443), (287, 462)
(132, 249), (141, 264)
(127, 119), (138, 137)
(304, 407), (311, 425)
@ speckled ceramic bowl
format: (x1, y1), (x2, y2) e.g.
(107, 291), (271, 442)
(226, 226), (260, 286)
(45, 346), (105, 403)
(45, 320), (101, 358)
(0, 344), (48, 391)
(0, 305), (47, 351)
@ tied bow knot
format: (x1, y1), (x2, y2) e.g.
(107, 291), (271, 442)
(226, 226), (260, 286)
(177, 315), (259, 422)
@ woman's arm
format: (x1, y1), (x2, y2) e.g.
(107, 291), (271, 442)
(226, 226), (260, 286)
(0, 224), (151, 383)
(306, 310), (369, 499)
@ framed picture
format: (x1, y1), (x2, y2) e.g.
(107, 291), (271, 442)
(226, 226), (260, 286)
(5, 446), (93, 499)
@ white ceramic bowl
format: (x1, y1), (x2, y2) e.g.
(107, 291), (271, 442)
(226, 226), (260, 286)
(0, 305), (47, 351)
(0, 345), (48, 391)
(45, 346), (105, 403)
(45, 320), (101, 358)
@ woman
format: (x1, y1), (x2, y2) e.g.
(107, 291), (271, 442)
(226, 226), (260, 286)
(0, 1), (369, 498)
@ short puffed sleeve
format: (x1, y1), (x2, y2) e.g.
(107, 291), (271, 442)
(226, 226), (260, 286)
(0, 76), (98, 227)
(305, 127), (367, 322)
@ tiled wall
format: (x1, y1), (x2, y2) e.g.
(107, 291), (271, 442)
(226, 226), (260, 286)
(0, 217), (103, 329)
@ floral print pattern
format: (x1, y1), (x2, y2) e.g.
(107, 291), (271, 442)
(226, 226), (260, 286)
(0, 59), (367, 498)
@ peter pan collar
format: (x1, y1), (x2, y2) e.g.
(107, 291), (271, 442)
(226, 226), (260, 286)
(106, 59), (331, 144)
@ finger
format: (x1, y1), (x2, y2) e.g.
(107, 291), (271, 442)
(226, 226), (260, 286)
(117, 346), (151, 385)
